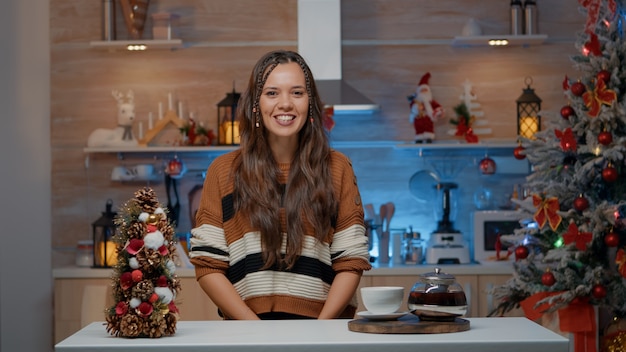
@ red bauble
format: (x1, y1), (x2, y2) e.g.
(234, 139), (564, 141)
(605, 232), (620, 247)
(560, 105), (575, 120)
(571, 81), (586, 96)
(598, 131), (613, 146)
(479, 156), (496, 175)
(573, 195), (589, 212)
(602, 165), (618, 183)
(515, 245), (529, 260)
(597, 70), (611, 84)
(514, 146), (526, 160)
(541, 271), (556, 287)
(592, 284), (607, 299)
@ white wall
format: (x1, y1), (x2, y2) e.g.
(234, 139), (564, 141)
(0, 0), (53, 351)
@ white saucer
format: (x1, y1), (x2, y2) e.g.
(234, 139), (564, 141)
(356, 311), (408, 321)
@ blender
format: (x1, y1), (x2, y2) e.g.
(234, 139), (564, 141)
(425, 181), (470, 264)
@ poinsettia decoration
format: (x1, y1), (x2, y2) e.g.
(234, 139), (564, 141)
(533, 194), (562, 231)
(555, 127), (577, 152)
(583, 79), (617, 117)
(562, 222), (593, 251)
(450, 103), (478, 143)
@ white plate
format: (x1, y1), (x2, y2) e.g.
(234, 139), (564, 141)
(356, 311), (408, 321)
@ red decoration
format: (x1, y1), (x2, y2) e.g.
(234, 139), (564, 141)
(597, 70), (611, 84)
(602, 164), (618, 183)
(571, 81), (586, 96)
(479, 156), (496, 175)
(514, 145), (526, 160)
(563, 222), (593, 251)
(131, 269), (143, 282)
(605, 231), (620, 247)
(574, 195), (589, 212)
(578, 0), (617, 34)
(583, 32), (602, 56)
(562, 75), (570, 91)
(115, 302), (129, 316)
(541, 271), (556, 286)
(592, 284), (607, 299)
(616, 249), (626, 277)
(583, 79), (617, 117)
(555, 127), (577, 152)
(560, 105), (575, 120)
(167, 158), (183, 177)
(515, 245), (529, 260)
(598, 131), (612, 145)
(323, 105), (335, 132)
(533, 195), (562, 231)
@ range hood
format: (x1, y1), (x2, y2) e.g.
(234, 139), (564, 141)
(297, 0), (379, 113)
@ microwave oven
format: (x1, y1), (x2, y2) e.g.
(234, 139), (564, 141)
(473, 210), (523, 264)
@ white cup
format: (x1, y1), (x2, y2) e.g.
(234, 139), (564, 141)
(134, 164), (154, 179)
(360, 286), (404, 314)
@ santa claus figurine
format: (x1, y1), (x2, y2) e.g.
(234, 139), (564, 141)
(408, 72), (444, 143)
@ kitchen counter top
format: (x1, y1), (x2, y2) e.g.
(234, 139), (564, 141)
(55, 317), (568, 352)
(53, 262), (515, 279)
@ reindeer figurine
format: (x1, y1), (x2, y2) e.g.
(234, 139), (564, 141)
(87, 90), (139, 147)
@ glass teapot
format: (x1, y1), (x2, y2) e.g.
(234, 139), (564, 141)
(407, 267), (468, 321)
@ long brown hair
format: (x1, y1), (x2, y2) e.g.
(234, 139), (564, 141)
(232, 50), (337, 270)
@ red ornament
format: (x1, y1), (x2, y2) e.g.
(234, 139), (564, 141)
(597, 70), (611, 84)
(605, 232), (620, 247)
(479, 156), (496, 175)
(573, 195), (589, 212)
(515, 245), (529, 260)
(541, 271), (556, 286)
(560, 105), (575, 120)
(598, 131), (613, 145)
(514, 146), (526, 160)
(571, 81), (586, 96)
(591, 284), (607, 299)
(602, 165), (618, 183)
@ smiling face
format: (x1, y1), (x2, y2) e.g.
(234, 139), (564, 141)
(259, 62), (309, 146)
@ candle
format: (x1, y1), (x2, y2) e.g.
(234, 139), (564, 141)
(148, 112), (153, 129)
(178, 101), (183, 118)
(138, 122), (143, 139)
(168, 93), (173, 110)
(158, 102), (163, 119)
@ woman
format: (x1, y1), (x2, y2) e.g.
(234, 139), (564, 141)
(189, 50), (371, 320)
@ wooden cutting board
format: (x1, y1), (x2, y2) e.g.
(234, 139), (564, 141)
(348, 314), (470, 334)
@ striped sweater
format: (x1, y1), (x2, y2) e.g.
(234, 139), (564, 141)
(189, 149), (371, 319)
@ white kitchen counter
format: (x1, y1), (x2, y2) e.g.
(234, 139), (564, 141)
(53, 262), (514, 278)
(55, 317), (568, 352)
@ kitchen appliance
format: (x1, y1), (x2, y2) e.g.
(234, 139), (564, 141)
(425, 182), (470, 264)
(408, 267), (468, 321)
(473, 210), (524, 264)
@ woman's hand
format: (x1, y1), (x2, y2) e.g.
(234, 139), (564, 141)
(197, 273), (260, 320)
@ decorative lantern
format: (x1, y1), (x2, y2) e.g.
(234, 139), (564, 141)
(217, 88), (241, 145)
(516, 77), (542, 139)
(92, 199), (118, 268)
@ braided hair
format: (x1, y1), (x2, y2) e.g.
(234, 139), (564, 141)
(233, 50), (336, 270)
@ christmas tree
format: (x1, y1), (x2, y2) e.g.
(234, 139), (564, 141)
(491, 0), (626, 350)
(105, 187), (181, 338)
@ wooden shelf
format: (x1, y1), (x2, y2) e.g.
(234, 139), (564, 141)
(89, 39), (183, 51)
(452, 34), (547, 47)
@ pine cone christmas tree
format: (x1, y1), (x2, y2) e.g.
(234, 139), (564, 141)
(491, 2), (626, 350)
(105, 187), (181, 338)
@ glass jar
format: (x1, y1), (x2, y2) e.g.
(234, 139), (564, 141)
(75, 240), (94, 267)
(407, 267), (467, 321)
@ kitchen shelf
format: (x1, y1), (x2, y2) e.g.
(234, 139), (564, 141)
(452, 34), (547, 47)
(89, 39), (183, 51)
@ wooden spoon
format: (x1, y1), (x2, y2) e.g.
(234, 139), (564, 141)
(384, 202), (395, 232)
(378, 203), (387, 228)
(364, 203), (376, 222)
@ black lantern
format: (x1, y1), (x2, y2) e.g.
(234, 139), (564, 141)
(217, 88), (241, 145)
(516, 77), (542, 139)
(92, 199), (118, 268)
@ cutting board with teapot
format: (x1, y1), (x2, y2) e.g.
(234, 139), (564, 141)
(348, 314), (469, 334)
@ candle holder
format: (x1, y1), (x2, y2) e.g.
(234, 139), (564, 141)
(516, 77), (542, 139)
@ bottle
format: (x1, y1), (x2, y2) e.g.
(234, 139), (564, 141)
(101, 0), (116, 41)
(524, 0), (538, 35)
(510, 0), (523, 35)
